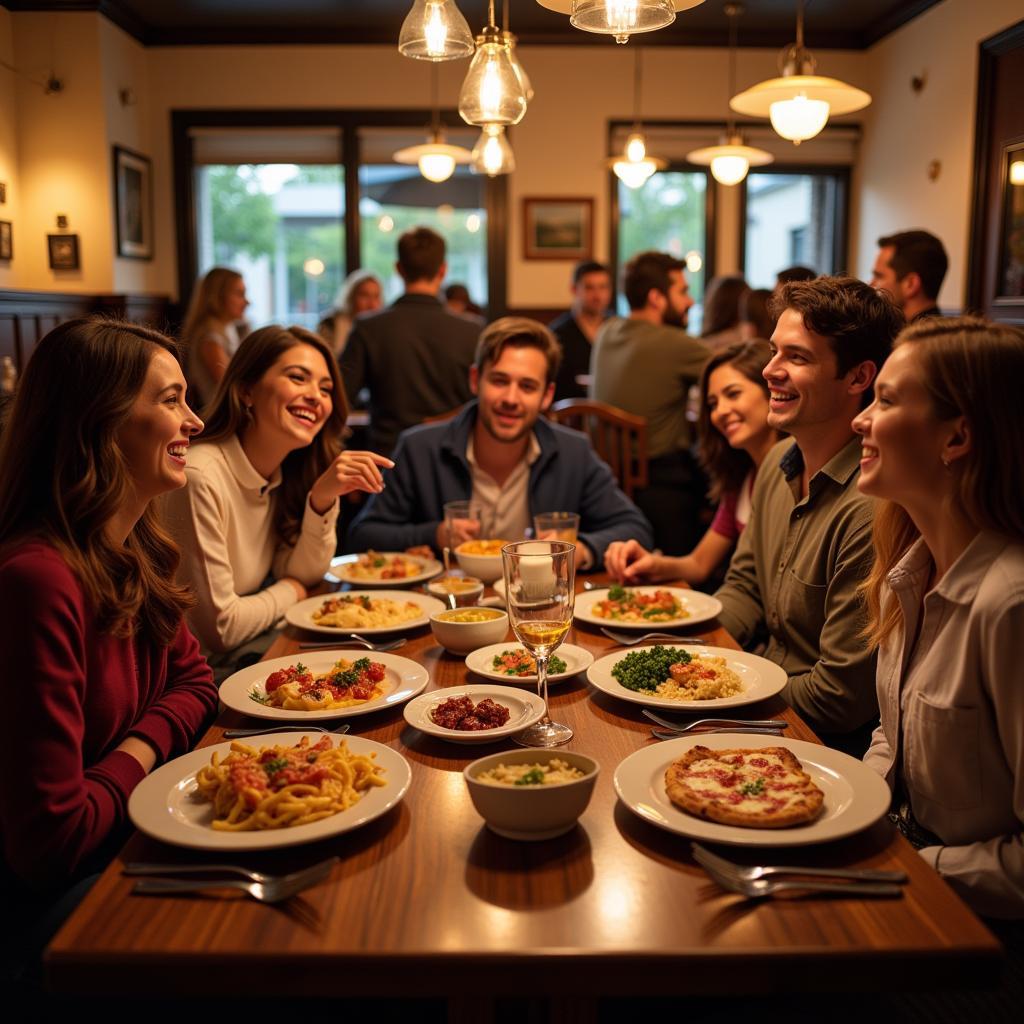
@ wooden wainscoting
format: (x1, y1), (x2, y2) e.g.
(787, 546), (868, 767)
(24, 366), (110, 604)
(0, 291), (172, 374)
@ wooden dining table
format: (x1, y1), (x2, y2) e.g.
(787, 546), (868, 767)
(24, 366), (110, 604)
(44, 577), (1001, 1018)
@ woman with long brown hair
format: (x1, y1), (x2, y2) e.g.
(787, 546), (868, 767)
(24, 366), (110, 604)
(0, 317), (216, 884)
(181, 266), (249, 406)
(606, 340), (780, 586)
(163, 324), (392, 662)
(853, 316), (1024, 917)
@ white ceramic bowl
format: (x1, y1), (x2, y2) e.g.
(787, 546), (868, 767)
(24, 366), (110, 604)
(463, 749), (600, 840)
(454, 541), (509, 584)
(429, 607), (510, 654)
(425, 575), (485, 607)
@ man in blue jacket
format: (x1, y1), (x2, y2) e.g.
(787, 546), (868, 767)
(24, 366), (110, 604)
(347, 317), (653, 570)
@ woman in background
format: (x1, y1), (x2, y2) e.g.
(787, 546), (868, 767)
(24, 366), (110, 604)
(606, 340), (778, 586)
(700, 275), (749, 351)
(854, 316), (1024, 918)
(0, 318), (215, 886)
(163, 324), (392, 666)
(318, 269), (383, 357)
(181, 266), (249, 406)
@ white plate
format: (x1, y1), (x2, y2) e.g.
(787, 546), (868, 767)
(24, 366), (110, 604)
(284, 590), (445, 636)
(219, 650), (430, 721)
(587, 645), (787, 710)
(128, 733), (412, 851)
(325, 552), (442, 588)
(614, 734), (891, 847)
(573, 586), (722, 630)
(465, 642), (594, 686)
(492, 577), (507, 604)
(403, 684), (546, 744)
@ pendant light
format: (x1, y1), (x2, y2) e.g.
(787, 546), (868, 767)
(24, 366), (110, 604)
(399, 1), (476, 61)
(472, 124), (516, 176)
(394, 65), (473, 183)
(536, 1), (705, 45)
(687, 4), (772, 187)
(729, 0), (871, 145)
(608, 47), (665, 189)
(459, 0), (528, 126)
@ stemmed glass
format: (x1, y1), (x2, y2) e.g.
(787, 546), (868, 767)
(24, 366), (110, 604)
(501, 540), (575, 747)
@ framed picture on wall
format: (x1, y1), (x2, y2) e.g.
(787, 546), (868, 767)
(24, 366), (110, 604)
(522, 197), (594, 261)
(0, 221), (11, 261)
(47, 233), (80, 270)
(113, 145), (153, 260)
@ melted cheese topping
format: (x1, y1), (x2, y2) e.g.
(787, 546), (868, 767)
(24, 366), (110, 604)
(683, 752), (815, 814)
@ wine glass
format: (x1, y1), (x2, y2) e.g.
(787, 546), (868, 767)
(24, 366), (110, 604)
(501, 540), (575, 747)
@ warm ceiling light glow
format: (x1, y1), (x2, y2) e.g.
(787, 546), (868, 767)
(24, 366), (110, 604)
(688, 137), (774, 187)
(536, 1), (703, 45)
(769, 94), (831, 144)
(465, 212), (482, 232)
(709, 154), (749, 186)
(378, 215), (395, 232)
(459, 30), (528, 126)
(611, 132), (665, 187)
(419, 151), (457, 182)
(398, 1), (475, 61)
(471, 125), (516, 176)
(503, 31), (534, 105)
(685, 250), (703, 273)
(1011, 160), (1024, 186)
(394, 135), (472, 184)
(626, 133), (647, 162)
(303, 258), (325, 277)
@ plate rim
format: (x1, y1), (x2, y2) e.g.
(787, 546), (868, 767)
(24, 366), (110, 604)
(586, 644), (787, 710)
(464, 641), (594, 684)
(572, 585), (723, 630)
(402, 683), (546, 743)
(128, 732), (412, 851)
(284, 589), (446, 635)
(613, 733), (891, 847)
(326, 551), (442, 587)
(218, 649), (431, 720)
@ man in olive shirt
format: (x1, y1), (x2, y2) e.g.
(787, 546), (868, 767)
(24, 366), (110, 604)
(715, 276), (904, 755)
(590, 251), (710, 554)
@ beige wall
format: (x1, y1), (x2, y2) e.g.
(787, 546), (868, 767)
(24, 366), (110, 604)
(1, 2), (1020, 306)
(854, 0), (1024, 311)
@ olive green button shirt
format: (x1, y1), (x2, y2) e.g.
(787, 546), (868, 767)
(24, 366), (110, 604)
(714, 437), (878, 736)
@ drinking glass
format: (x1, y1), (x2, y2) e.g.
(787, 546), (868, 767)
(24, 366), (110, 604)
(501, 540), (575, 747)
(443, 500), (484, 550)
(533, 511), (580, 543)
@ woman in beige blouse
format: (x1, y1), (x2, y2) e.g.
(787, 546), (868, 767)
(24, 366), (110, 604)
(854, 316), (1024, 918)
(164, 324), (392, 663)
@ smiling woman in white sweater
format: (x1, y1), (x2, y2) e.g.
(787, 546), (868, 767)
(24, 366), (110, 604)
(163, 324), (392, 662)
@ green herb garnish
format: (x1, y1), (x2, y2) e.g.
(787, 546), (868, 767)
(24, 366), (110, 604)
(740, 778), (766, 797)
(373, 557), (386, 568)
(263, 758), (289, 776)
(248, 687), (272, 706)
(515, 768), (546, 786)
(610, 645), (691, 692)
(607, 584), (627, 602)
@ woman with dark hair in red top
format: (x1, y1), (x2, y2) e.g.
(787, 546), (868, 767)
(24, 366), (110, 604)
(0, 317), (217, 892)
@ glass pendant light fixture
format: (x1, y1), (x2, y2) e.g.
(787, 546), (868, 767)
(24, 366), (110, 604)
(472, 124), (516, 176)
(459, 1), (528, 126)
(729, 0), (871, 145)
(501, 1), (534, 105)
(608, 47), (665, 189)
(536, 1), (705, 45)
(394, 65), (473, 183)
(687, 4), (772, 187)
(399, 1), (476, 61)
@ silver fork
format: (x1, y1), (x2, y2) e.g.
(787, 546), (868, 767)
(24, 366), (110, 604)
(124, 855), (340, 886)
(696, 857), (903, 900)
(642, 709), (787, 732)
(298, 635), (406, 651)
(652, 727), (783, 740)
(691, 843), (907, 884)
(221, 723), (352, 739)
(600, 628), (708, 645)
(127, 858), (337, 903)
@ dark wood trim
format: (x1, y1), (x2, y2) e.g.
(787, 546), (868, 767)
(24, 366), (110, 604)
(860, 0), (944, 47)
(485, 163), (509, 319)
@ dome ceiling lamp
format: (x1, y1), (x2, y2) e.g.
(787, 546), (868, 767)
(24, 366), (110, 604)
(729, 0), (871, 145)
(459, 0), (529, 127)
(608, 46), (665, 189)
(393, 65), (473, 183)
(398, 1), (476, 61)
(536, 1), (706, 46)
(472, 124), (516, 176)
(686, 4), (773, 187)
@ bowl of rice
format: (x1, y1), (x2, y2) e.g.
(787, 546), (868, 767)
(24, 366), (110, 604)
(463, 749), (599, 840)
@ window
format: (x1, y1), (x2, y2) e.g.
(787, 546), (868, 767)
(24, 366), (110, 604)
(742, 169), (849, 288)
(615, 169), (709, 329)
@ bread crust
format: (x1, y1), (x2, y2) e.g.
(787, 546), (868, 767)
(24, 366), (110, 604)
(664, 745), (824, 829)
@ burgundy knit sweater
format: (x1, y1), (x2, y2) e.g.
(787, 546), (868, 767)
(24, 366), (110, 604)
(0, 540), (217, 883)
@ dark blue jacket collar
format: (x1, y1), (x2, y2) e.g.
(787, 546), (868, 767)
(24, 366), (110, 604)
(438, 402), (560, 478)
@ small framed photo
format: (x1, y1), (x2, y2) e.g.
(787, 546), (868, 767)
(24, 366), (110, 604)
(0, 220), (11, 261)
(113, 144), (153, 260)
(47, 233), (80, 270)
(522, 197), (594, 261)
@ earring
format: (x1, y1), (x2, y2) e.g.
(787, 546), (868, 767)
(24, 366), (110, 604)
(941, 455), (951, 468)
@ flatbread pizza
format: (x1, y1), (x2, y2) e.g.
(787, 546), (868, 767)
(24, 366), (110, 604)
(664, 745), (825, 829)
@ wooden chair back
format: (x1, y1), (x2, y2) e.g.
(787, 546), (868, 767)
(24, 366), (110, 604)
(549, 399), (649, 499)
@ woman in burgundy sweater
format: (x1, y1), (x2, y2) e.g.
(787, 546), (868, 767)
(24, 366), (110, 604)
(0, 318), (218, 887)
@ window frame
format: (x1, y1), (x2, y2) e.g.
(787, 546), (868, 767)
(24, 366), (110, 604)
(738, 163), (852, 282)
(171, 108), (508, 319)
